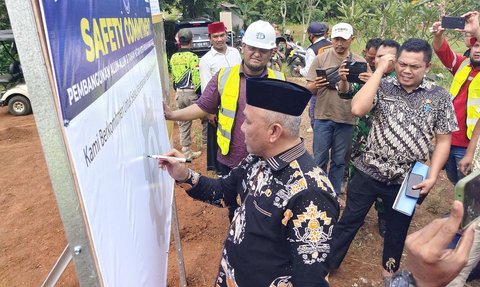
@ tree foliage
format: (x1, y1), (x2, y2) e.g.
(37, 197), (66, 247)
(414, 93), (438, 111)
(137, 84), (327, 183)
(231, 0), (263, 25)
(162, 0), (221, 19)
(0, 1), (12, 72)
(336, 0), (478, 43)
(163, 0), (479, 44)
(0, 1), (11, 30)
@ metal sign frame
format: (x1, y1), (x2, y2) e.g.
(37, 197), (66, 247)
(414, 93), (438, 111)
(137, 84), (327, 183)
(5, 0), (101, 285)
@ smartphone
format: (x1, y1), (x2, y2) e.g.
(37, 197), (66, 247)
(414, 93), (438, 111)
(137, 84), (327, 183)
(316, 68), (327, 78)
(405, 173), (423, 198)
(455, 170), (480, 228)
(345, 61), (367, 84)
(441, 16), (465, 30)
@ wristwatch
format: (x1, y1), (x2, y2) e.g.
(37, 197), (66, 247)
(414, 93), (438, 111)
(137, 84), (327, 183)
(384, 270), (416, 287)
(175, 168), (200, 190)
(335, 81), (352, 93)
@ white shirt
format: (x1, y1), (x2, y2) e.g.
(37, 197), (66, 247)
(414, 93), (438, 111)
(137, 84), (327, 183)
(299, 37), (325, 77)
(199, 46), (242, 93)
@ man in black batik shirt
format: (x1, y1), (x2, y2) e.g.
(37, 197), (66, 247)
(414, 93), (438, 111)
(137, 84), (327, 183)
(158, 78), (339, 286)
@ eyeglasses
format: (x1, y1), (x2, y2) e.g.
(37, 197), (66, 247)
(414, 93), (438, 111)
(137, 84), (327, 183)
(243, 44), (271, 55)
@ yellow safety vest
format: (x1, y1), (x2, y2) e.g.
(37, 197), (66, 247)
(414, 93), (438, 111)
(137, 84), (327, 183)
(170, 50), (200, 91)
(216, 65), (285, 155)
(450, 59), (480, 139)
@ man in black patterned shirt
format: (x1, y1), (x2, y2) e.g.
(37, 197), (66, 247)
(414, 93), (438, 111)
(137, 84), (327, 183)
(329, 39), (458, 278)
(158, 78), (339, 286)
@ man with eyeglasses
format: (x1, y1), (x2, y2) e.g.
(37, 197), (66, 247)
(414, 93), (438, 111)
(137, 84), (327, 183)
(164, 20), (285, 220)
(305, 23), (365, 197)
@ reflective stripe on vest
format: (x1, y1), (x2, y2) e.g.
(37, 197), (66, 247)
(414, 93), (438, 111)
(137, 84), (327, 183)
(450, 58), (480, 139)
(216, 65), (286, 155)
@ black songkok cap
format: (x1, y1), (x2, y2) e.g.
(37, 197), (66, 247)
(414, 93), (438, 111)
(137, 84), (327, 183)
(246, 78), (312, 116)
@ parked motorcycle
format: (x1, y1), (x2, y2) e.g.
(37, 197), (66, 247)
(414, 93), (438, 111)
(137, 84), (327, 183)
(268, 36), (287, 72)
(286, 41), (306, 77)
(233, 35), (243, 53)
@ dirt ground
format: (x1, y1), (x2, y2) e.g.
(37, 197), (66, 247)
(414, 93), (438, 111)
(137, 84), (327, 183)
(1, 77), (479, 286)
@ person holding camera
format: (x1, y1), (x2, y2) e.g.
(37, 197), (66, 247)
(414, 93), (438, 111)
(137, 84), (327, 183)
(451, 47), (480, 287)
(385, 200), (476, 287)
(296, 22), (332, 133)
(431, 11), (480, 185)
(305, 23), (365, 198)
(329, 38), (458, 279)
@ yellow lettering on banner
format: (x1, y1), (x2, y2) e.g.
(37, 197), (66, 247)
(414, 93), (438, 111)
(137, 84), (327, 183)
(106, 18), (117, 52)
(80, 17), (151, 62)
(123, 17), (151, 45)
(92, 19), (107, 59)
(99, 19), (111, 55)
(81, 18), (95, 62)
(115, 18), (126, 48)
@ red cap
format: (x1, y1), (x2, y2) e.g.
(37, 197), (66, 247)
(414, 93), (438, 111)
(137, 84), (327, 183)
(470, 37), (477, 46)
(208, 22), (226, 34)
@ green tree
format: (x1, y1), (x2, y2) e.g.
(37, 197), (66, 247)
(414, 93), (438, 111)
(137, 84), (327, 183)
(0, 1), (12, 72)
(296, 0), (325, 43)
(231, 0), (263, 25)
(336, 0), (478, 42)
(166, 0), (221, 19)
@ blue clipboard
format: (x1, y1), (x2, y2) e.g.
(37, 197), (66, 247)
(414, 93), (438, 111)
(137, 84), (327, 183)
(392, 161), (429, 216)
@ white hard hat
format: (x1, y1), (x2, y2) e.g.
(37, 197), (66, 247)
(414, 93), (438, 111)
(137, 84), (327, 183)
(242, 20), (276, 50)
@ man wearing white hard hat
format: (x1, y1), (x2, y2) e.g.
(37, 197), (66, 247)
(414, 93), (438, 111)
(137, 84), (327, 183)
(306, 22), (366, 198)
(164, 20), (286, 220)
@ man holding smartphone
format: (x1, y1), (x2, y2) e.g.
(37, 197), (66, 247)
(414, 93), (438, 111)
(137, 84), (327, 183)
(305, 22), (365, 197)
(296, 22), (332, 133)
(431, 11), (480, 185)
(449, 12), (480, 283)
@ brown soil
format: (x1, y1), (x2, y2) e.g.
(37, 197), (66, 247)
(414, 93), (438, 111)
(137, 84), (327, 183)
(1, 78), (479, 286)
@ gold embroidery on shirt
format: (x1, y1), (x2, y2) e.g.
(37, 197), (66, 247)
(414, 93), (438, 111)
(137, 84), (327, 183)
(282, 209), (293, 226)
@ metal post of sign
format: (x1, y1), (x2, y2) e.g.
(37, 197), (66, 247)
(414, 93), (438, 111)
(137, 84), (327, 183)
(171, 197), (188, 287)
(4, 0), (100, 285)
(151, 12), (189, 286)
(40, 245), (73, 287)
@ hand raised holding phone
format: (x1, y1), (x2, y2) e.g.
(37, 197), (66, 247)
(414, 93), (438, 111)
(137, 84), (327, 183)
(441, 16), (465, 30)
(455, 170), (480, 229)
(314, 69), (329, 89)
(337, 61), (349, 82)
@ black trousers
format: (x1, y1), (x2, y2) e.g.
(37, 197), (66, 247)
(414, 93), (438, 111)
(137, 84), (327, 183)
(205, 123), (236, 221)
(206, 123), (221, 172)
(218, 165), (236, 222)
(329, 170), (414, 273)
